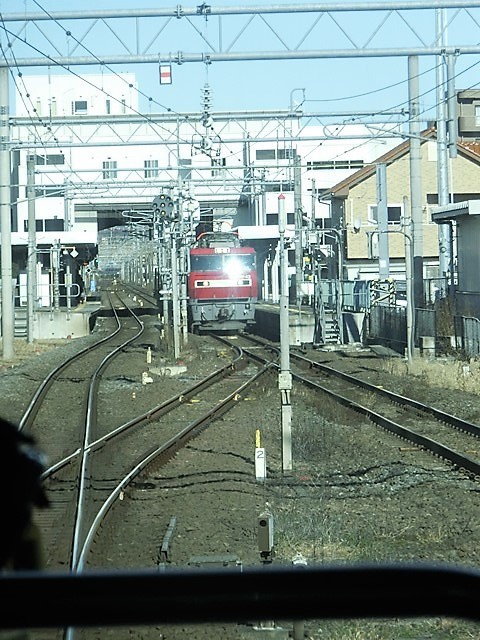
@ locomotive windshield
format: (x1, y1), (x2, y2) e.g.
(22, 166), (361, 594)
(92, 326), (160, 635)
(190, 254), (255, 272)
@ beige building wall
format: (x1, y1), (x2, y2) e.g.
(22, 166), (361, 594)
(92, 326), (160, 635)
(344, 140), (480, 261)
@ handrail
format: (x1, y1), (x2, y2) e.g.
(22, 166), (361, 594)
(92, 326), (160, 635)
(0, 563), (479, 629)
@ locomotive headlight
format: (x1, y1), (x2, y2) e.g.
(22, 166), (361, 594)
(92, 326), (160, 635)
(224, 258), (244, 279)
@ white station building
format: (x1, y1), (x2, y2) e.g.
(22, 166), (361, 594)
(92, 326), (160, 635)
(7, 72), (404, 338)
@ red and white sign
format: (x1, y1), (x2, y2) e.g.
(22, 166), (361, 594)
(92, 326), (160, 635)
(159, 64), (172, 85)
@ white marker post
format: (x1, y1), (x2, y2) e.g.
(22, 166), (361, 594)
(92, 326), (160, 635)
(255, 429), (266, 482)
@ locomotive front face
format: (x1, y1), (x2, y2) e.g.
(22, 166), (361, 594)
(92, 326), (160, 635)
(188, 250), (257, 302)
(188, 243), (257, 331)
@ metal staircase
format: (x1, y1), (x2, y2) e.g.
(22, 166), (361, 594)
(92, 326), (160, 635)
(14, 307), (28, 338)
(313, 282), (341, 346)
(323, 312), (341, 344)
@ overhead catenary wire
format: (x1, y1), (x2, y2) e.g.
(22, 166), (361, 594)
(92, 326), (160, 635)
(0, 3), (468, 157)
(1, 2), (480, 205)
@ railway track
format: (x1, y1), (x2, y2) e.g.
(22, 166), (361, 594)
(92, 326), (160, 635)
(224, 333), (480, 478)
(5, 315), (480, 640)
(81, 351), (272, 569)
(23, 302), (274, 579)
(295, 349), (480, 475)
(25, 292), (146, 571)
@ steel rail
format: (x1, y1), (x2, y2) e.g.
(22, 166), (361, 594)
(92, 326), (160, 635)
(71, 292), (145, 573)
(291, 351), (480, 438)
(232, 333), (480, 476)
(76, 352), (272, 570)
(41, 339), (245, 475)
(18, 292), (147, 579)
(296, 369), (480, 476)
(19, 294), (123, 432)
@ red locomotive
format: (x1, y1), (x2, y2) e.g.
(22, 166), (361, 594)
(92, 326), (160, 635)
(187, 231), (257, 332)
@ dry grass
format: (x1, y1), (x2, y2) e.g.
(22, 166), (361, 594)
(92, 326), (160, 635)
(0, 338), (70, 371)
(382, 356), (480, 394)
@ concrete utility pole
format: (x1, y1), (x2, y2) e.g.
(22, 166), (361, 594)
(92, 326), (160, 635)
(27, 156), (37, 343)
(171, 232), (180, 360)
(278, 194), (293, 473)
(376, 163), (390, 280)
(403, 196), (415, 364)
(294, 153), (304, 307)
(408, 55), (424, 310)
(436, 8), (453, 280)
(0, 67), (14, 359)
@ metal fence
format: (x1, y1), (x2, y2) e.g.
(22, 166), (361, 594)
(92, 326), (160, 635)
(456, 316), (480, 359)
(368, 305), (480, 359)
(415, 308), (436, 343)
(368, 305), (406, 353)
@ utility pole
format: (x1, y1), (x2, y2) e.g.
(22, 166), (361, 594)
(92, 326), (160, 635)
(403, 196), (415, 364)
(436, 8), (452, 281)
(27, 156), (37, 343)
(278, 194), (292, 473)
(436, 10), (458, 286)
(376, 163), (390, 280)
(408, 55), (424, 310)
(171, 231), (180, 360)
(294, 152), (303, 307)
(0, 67), (14, 359)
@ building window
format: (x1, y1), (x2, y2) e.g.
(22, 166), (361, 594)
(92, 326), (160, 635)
(368, 204), (403, 224)
(474, 104), (480, 127)
(306, 159), (364, 170)
(46, 154), (65, 165)
(73, 100), (88, 115)
(211, 156), (226, 177)
(255, 148), (295, 161)
(24, 219), (44, 232)
(102, 160), (118, 180)
(266, 212), (295, 225)
(121, 97), (126, 114)
(28, 153), (65, 166)
(23, 219), (64, 232)
(277, 148), (295, 160)
(266, 213), (278, 225)
(256, 149), (276, 160)
(179, 158), (192, 181)
(44, 217), (64, 231)
(144, 159), (159, 178)
(28, 154), (45, 165)
(106, 99), (111, 115)
(264, 181), (294, 192)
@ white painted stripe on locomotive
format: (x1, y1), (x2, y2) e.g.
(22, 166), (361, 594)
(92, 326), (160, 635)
(194, 277), (252, 287)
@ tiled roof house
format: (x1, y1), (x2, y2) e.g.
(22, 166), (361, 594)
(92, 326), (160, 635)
(324, 127), (480, 281)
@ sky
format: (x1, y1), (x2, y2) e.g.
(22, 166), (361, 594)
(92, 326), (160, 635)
(3, 1), (480, 126)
